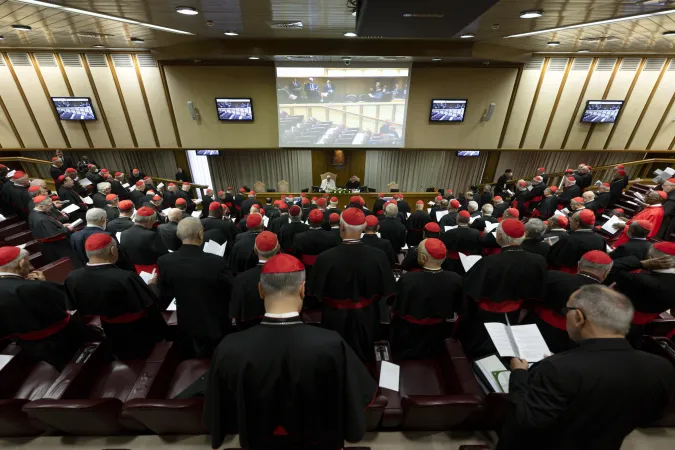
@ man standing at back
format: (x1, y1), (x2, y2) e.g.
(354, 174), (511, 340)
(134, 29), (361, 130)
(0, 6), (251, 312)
(498, 285), (674, 450)
(205, 253), (377, 450)
(308, 208), (396, 361)
(378, 202), (406, 253)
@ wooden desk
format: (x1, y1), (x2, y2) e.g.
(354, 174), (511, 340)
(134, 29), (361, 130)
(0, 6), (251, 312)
(257, 192), (440, 211)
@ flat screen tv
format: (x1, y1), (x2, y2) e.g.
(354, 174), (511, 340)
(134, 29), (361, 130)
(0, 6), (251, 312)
(51, 97), (96, 121)
(215, 98), (253, 121)
(457, 151), (480, 157)
(196, 150), (220, 156)
(430, 99), (467, 122)
(580, 100), (624, 123)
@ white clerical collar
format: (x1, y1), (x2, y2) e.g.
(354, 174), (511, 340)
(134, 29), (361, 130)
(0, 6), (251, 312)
(87, 224), (105, 230)
(631, 237), (647, 241)
(264, 312), (300, 318)
(258, 259), (268, 264)
(647, 204), (663, 208)
(86, 262), (113, 267)
(654, 268), (675, 274)
(0, 272), (22, 278)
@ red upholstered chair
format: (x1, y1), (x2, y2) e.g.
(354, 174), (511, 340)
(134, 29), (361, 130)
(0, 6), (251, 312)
(646, 312), (675, 338)
(38, 257), (73, 284)
(0, 221), (28, 240)
(396, 339), (483, 430)
(0, 345), (60, 436)
(22, 341), (146, 435)
(4, 230), (34, 247)
(640, 337), (675, 427)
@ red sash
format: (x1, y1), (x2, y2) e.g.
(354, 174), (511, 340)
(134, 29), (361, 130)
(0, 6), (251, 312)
(632, 311), (660, 326)
(534, 305), (566, 330)
(398, 314), (442, 325)
(447, 251), (460, 260)
(134, 264), (158, 275)
(300, 254), (318, 266)
(547, 265), (576, 274)
(323, 296), (378, 310)
(476, 298), (522, 313)
(15, 314), (71, 341)
(38, 234), (67, 243)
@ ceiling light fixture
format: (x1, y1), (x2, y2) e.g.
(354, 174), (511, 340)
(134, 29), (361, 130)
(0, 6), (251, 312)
(432, 58), (442, 61)
(12, 24), (32, 31)
(130, 37), (144, 43)
(460, 33), (475, 38)
(520, 10), (544, 19)
(0, 36), (4, 41)
(577, 49), (590, 53)
(344, 32), (357, 37)
(664, 31), (675, 37)
(92, 45), (105, 48)
(249, 56), (260, 60)
(224, 31), (239, 36)
(506, 8), (675, 38)
(547, 41), (561, 46)
(12, 0), (194, 35)
(175, 6), (199, 15)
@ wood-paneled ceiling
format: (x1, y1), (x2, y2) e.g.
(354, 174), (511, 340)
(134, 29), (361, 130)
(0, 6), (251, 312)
(0, 0), (673, 57)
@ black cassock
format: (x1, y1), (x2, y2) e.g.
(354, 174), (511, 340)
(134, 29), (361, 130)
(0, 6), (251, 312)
(57, 186), (88, 222)
(110, 180), (129, 201)
(4, 183), (31, 220)
(92, 192), (106, 209)
(293, 228), (341, 273)
(268, 214), (290, 236)
(0, 276), (93, 370)
(129, 189), (144, 209)
(534, 195), (558, 219)
(204, 316), (377, 450)
(28, 209), (81, 267)
(610, 238), (651, 261)
(441, 226), (482, 275)
(459, 247), (547, 358)
(199, 194), (214, 219)
(308, 241), (396, 361)
(657, 190), (675, 240)
(64, 264), (167, 360)
(438, 211), (459, 230)
(523, 271), (599, 354)
(547, 230), (606, 271)
(391, 269), (464, 360)
(229, 262), (265, 329)
(106, 216), (134, 234)
(557, 185), (581, 207)
(279, 221), (309, 253)
(361, 234), (396, 264)
(406, 211), (431, 247)
(119, 225), (168, 273)
(201, 216), (239, 255)
(378, 217), (406, 253)
(229, 231), (261, 274)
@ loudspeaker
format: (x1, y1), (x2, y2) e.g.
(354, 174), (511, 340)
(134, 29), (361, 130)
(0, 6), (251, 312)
(481, 103), (496, 122)
(187, 101), (197, 120)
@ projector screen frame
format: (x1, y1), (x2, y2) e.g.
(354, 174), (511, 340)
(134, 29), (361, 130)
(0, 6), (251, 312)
(430, 99), (468, 123)
(215, 97), (255, 122)
(51, 96), (97, 121)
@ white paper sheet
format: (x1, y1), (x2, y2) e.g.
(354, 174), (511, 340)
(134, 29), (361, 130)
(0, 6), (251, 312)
(544, 235), (560, 246)
(474, 355), (509, 393)
(505, 189), (514, 196)
(139, 269), (156, 285)
(263, 215), (270, 228)
(459, 253), (482, 272)
(116, 232), (122, 243)
(156, 182), (164, 189)
(484, 222), (499, 233)
(166, 298), (177, 311)
(193, 198), (203, 205)
(191, 211), (201, 218)
(129, 185), (136, 192)
(406, 213), (411, 219)
(484, 322), (551, 362)
(17, 243), (27, 249)
(601, 215), (624, 235)
(444, 225), (458, 232)
(0, 214), (6, 221)
(379, 361), (400, 392)
(78, 178), (92, 187)
(82, 196), (93, 205)
(561, 208), (570, 215)
(427, 201), (435, 206)
(68, 218), (83, 228)
(122, 183), (130, 188)
(436, 210), (449, 220)
(203, 240), (226, 257)
(553, 209), (566, 219)
(427, 208), (431, 214)
(526, 185), (533, 191)
(6, 170), (15, 178)
(161, 208), (172, 215)
(62, 204), (80, 214)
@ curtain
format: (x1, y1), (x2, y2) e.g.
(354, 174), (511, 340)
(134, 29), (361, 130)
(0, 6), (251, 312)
(26, 150), (178, 181)
(187, 150), (215, 196)
(364, 150), (488, 193)
(494, 151), (645, 185)
(208, 150), (312, 192)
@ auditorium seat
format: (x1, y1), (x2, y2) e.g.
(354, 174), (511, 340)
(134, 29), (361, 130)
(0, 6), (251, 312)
(23, 239), (41, 254)
(0, 214), (22, 228)
(396, 339), (483, 430)
(22, 341), (147, 435)
(646, 312), (675, 337)
(0, 346), (60, 436)
(28, 252), (44, 269)
(640, 337), (675, 427)
(0, 221), (28, 240)
(38, 257), (73, 283)
(372, 341), (403, 428)
(4, 230), (34, 247)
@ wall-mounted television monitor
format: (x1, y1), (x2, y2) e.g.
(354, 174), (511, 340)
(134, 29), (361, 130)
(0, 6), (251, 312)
(457, 151), (480, 157)
(51, 97), (96, 121)
(580, 100), (624, 123)
(430, 99), (467, 122)
(196, 150), (220, 156)
(215, 98), (253, 121)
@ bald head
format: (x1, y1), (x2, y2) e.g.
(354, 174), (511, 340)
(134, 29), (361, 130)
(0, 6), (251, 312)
(167, 208), (182, 223)
(417, 239), (445, 269)
(176, 217), (203, 244)
(582, 191), (595, 203)
(646, 191), (664, 205)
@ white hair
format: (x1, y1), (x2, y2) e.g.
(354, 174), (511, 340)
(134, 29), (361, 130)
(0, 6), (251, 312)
(30, 179), (46, 188)
(176, 217), (202, 241)
(468, 201), (478, 213)
(496, 225), (525, 247)
(0, 248), (28, 272)
(525, 218), (546, 239)
(482, 204), (494, 215)
(340, 216), (366, 234)
(385, 203), (398, 217)
(134, 211), (157, 224)
(97, 182), (111, 193)
(260, 271), (305, 295)
(255, 242), (280, 260)
(85, 237), (115, 259)
(570, 285), (633, 335)
(86, 208), (106, 225)
(582, 191), (595, 202)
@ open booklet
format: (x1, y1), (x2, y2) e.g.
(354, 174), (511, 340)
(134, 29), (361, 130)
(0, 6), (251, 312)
(484, 320), (551, 363)
(203, 240), (226, 257)
(459, 253), (482, 272)
(601, 215), (624, 235)
(474, 355), (510, 393)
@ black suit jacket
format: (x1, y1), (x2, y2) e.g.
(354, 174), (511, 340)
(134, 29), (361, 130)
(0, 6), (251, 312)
(610, 239), (651, 261)
(378, 217), (406, 253)
(361, 234), (396, 264)
(492, 202), (509, 219)
(158, 221), (182, 251)
(499, 339), (674, 450)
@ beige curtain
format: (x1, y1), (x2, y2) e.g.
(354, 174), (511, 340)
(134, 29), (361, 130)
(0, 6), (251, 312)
(364, 150), (488, 193)
(494, 151), (645, 185)
(208, 150), (312, 192)
(26, 150), (178, 180)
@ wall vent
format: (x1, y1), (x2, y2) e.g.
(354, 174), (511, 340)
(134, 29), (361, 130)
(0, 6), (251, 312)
(136, 54), (157, 67)
(8, 53), (31, 67)
(524, 56), (544, 70)
(34, 53), (56, 67)
(111, 54), (132, 68)
(644, 58), (666, 71)
(85, 53), (108, 67)
(60, 53), (82, 67)
(547, 58), (568, 71)
(0, 55), (5, 67)
(595, 58), (617, 71)
(619, 58), (641, 71)
(572, 58), (592, 71)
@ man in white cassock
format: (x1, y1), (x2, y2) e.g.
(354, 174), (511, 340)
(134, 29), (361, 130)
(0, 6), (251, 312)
(320, 175), (336, 192)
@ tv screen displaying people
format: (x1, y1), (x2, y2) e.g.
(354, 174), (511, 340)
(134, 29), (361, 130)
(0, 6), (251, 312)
(581, 100), (624, 123)
(430, 99), (467, 122)
(215, 98), (254, 121)
(51, 97), (97, 121)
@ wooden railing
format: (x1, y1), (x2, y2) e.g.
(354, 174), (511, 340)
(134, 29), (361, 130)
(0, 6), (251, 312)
(0, 156), (208, 197)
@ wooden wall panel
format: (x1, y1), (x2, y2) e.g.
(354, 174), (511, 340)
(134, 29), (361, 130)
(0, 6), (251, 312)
(629, 69), (675, 150)
(139, 65), (178, 147)
(564, 60), (618, 149)
(500, 65), (544, 148)
(0, 65), (43, 147)
(542, 61), (592, 149)
(521, 59), (568, 148)
(649, 88), (675, 150)
(113, 64), (155, 147)
(405, 67), (518, 149)
(88, 62), (135, 147)
(0, 95), (21, 148)
(311, 149), (366, 186)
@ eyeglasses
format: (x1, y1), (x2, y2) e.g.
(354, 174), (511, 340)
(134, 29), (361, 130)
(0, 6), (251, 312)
(562, 306), (582, 315)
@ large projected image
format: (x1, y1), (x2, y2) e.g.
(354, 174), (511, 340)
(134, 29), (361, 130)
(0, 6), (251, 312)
(276, 66), (410, 148)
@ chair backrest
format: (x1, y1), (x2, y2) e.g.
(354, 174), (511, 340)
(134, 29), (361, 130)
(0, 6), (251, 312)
(277, 180), (290, 192)
(253, 181), (266, 193)
(387, 182), (399, 191)
(39, 257), (74, 283)
(321, 172), (337, 183)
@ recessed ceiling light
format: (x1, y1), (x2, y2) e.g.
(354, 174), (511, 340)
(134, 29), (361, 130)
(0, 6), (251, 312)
(224, 31), (239, 36)
(176, 6), (198, 15)
(249, 56), (260, 60)
(352, 11), (357, 17)
(664, 31), (675, 37)
(520, 10), (544, 19)
(12, 24), (32, 31)
(506, 8), (675, 38)
(577, 49), (590, 53)
(547, 41), (561, 46)
(92, 45), (105, 48)
(0, 36), (4, 41)
(130, 37), (144, 43)
(344, 32), (357, 37)
(432, 58), (442, 62)
(460, 33), (475, 38)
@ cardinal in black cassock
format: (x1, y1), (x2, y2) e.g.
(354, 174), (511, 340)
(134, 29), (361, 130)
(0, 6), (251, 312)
(533, 188), (558, 219)
(200, 202), (239, 256)
(406, 200), (431, 247)
(557, 178), (581, 208)
(205, 253), (377, 450)
(458, 219), (547, 358)
(4, 172), (31, 220)
(391, 239), (464, 360)
(307, 208), (396, 361)
(610, 220), (653, 261)
(400, 222), (443, 272)
(119, 206), (168, 274)
(279, 206), (309, 254)
(441, 210), (482, 275)
(293, 209), (341, 274)
(547, 210), (606, 273)
(229, 213), (264, 274)
(106, 200), (135, 234)
(65, 233), (167, 360)
(28, 196), (82, 267)
(0, 247), (95, 370)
